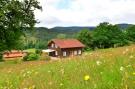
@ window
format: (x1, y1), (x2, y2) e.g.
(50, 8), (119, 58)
(63, 51), (67, 56)
(55, 51), (58, 56)
(74, 50), (77, 55)
(51, 43), (54, 48)
(78, 50), (82, 55)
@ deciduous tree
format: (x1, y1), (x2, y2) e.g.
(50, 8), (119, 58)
(0, 0), (42, 59)
(93, 22), (128, 49)
(77, 29), (93, 50)
(126, 25), (135, 42)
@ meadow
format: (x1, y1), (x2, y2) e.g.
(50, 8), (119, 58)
(0, 45), (135, 89)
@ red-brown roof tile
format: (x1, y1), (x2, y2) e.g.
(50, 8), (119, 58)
(50, 39), (85, 48)
(3, 50), (26, 58)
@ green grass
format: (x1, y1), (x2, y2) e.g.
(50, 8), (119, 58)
(25, 49), (36, 53)
(0, 45), (135, 89)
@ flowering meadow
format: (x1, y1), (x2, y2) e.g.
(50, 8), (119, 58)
(0, 45), (135, 89)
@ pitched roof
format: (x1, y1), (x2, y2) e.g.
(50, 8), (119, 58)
(50, 39), (85, 48)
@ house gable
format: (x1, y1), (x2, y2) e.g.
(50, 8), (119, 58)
(48, 41), (59, 49)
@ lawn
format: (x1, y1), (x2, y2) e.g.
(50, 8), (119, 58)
(0, 45), (135, 89)
(24, 49), (36, 53)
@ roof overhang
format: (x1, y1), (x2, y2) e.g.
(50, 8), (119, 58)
(42, 49), (55, 53)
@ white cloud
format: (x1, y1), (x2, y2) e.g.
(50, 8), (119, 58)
(35, 0), (135, 28)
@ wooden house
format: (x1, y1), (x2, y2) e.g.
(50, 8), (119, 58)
(46, 39), (85, 57)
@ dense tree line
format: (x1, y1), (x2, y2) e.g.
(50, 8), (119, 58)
(77, 22), (135, 51)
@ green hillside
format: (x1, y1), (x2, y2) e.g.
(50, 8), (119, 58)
(0, 45), (134, 89)
(23, 23), (132, 49)
(32, 24), (131, 41)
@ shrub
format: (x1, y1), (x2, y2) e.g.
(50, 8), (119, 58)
(35, 49), (42, 55)
(39, 53), (51, 61)
(23, 54), (29, 61)
(23, 53), (39, 61)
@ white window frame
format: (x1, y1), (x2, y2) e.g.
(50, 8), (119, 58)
(51, 43), (54, 48)
(63, 51), (67, 56)
(74, 50), (78, 55)
(78, 50), (82, 55)
(55, 51), (58, 56)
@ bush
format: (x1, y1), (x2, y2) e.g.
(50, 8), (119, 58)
(39, 53), (51, 61)
(23, 53), (40, 61)
(35, 49), (42, 55)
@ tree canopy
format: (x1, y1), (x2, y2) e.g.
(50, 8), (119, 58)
(93, 22), (128, 48)
(77, 29), (93, 50)
(0, 0), (42, 52)
(77, 22), (129, 51)
(57, 34), (67, 39)
(126, 25), (135, 42)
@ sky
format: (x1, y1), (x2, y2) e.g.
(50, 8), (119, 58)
(35, 0), (135, 28)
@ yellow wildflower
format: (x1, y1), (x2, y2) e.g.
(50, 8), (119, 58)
(84, 75), (90, 81)
(60, 83), (63, 86)
(35, 72), (38, 75)
(133, 72), (135, 75)
(129, 55), (134, 59)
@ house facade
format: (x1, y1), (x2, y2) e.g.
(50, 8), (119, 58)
(47, 39), (85, 57)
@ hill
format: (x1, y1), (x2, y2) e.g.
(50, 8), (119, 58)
(117, 23), (132, 29)
(23, 26), (95, 49)
(51, 26), (95, 32)
(0, 45), (135, 89)
(33, 26), (95, 40)
(23, 23), (132, 49)
(33, 24), (132, 40)
(34, 23), (131, 39)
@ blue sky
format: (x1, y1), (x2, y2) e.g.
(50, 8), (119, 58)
(56, 0), (72, 9)
(35, 0), (135, 28)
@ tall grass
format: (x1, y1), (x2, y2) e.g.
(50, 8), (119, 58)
(0, 45), (135, 89)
